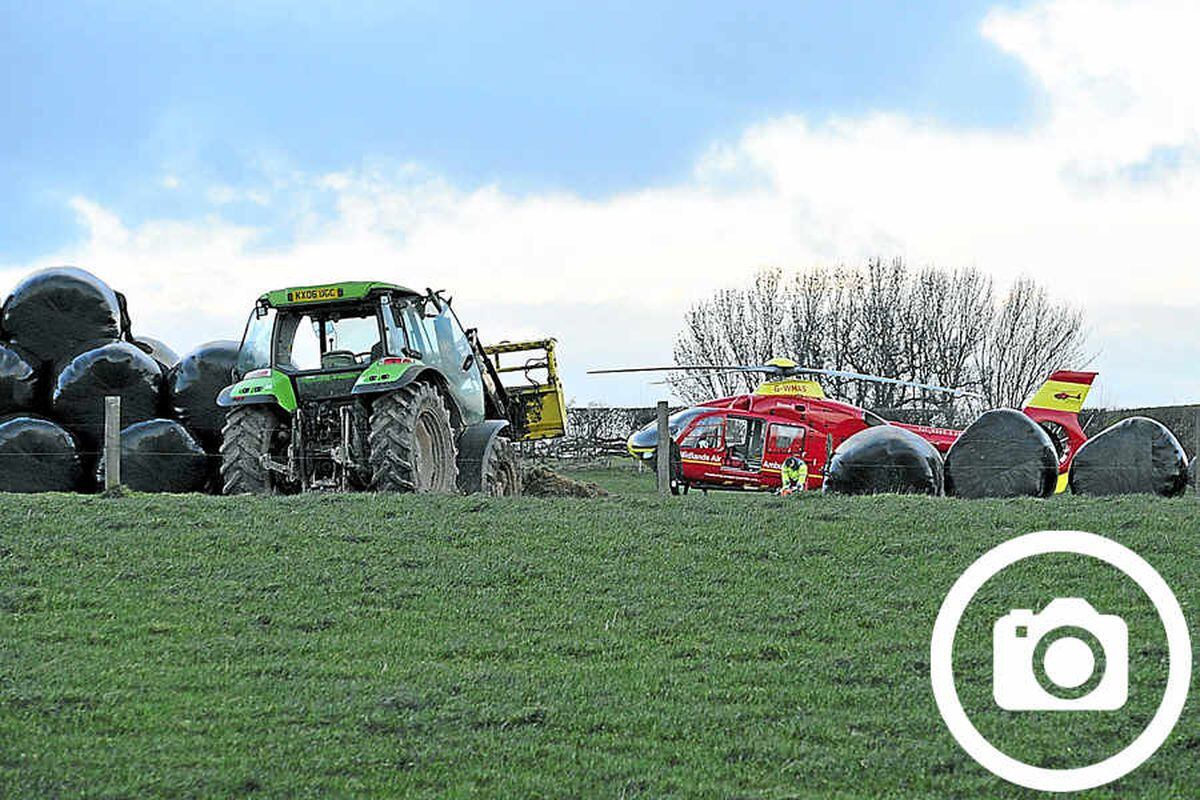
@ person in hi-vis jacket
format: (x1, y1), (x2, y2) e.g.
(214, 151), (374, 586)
(779, 455), (808, 495)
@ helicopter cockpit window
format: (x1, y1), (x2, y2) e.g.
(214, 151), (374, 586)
(633, 407), (708, 439)
(680, 416), (723, 449)
(668, 408), (708, 435)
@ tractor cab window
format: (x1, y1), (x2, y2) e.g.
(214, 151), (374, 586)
(323, 314), (382, 362)
(395, 302), (429, 355)
(275, 313), (322, 371)
(380, 294), (413, 356)
(236, 306), (276, 377)
(419, 297), (473, 368)
(274, 307), (383, 372)
(387, 295), (433, 357)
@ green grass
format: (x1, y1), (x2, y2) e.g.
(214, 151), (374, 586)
(2, 471), (1199, 798)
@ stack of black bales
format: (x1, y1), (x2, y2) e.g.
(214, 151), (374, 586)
(0, 266), (238, 493)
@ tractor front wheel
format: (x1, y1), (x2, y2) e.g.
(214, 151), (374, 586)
(481, 435), (521, 496)
(221, 406), (289, 494)
(369, 383), (459, 493)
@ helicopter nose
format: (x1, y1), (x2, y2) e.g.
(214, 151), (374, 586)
(627, 425), (658, 458)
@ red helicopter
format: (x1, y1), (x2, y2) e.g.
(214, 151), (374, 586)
(589, 358), (1096, 494)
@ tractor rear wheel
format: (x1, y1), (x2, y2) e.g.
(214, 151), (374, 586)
(369, 382), (458, 493)
(481, 435), (521, 496)
(221, 406), (288, 494)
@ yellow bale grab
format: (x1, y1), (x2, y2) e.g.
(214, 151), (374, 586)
(483, 339), (567, 441)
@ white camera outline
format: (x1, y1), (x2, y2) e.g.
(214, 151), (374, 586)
(993, 598), (1128, 711)
(930, 531), (1192, 792)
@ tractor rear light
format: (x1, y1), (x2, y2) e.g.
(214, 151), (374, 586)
(381, 357), (414, 366)
(245, 368), (271, 379)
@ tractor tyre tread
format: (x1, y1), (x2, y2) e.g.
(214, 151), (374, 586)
(482, 434), (522, 496)
(369, 382), (458, 493)
(221, 406), (281, 495)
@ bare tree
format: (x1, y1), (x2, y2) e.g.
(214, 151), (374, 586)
(975, 277), (1089, 408)
(671, 269), (789, 400)
(671, 261), (1089, 418)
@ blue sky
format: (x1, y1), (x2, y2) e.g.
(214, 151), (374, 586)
(3, 1), (1199, 408)
(1, 1), (1027, 259)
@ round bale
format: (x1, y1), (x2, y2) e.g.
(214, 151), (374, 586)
(824, 425), (944, 496)
(52, 342), (164, 452)
(945, 409), (1059, 499)
(1, 266), (123, 366)
(95, 419), (210, 493)
(0, 415), (82, 492)
(1069, 416), (1188, 497)
(166, 340), (239, 451)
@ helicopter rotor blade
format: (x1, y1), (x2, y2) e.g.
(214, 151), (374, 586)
(587, 365), (766, 375)
(646, 370), (761, 386)
(791, 367), (984, 399)
(590, 363), (983, 399)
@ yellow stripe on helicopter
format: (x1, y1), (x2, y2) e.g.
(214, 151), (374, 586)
(754, 378), (826, 398)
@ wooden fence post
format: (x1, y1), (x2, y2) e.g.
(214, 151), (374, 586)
(104, 396), (121, 491)
(656, 400), (670, 496)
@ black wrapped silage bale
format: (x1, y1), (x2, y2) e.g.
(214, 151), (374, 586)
(166, 340), (239, 451)
(0, 343), (40, 416)
(52, 342), (164, 452)
(1, 266), (124, 366)
(823, 425), (944, 496)
(1069, 416), (1188, 497)
(0, 415), (82, 492)
(135, 336), (180, 371)
(945, 409), (1059, 499)
(95, 419), (210, 493)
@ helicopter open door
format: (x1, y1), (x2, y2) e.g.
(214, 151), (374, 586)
(721, 416), (767, 478)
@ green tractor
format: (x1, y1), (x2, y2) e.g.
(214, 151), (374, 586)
(216, 281), (565, 495)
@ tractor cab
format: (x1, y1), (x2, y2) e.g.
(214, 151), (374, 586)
(232, 282), (481, 408)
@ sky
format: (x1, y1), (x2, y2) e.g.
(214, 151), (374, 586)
(1, 0), (1198, 408)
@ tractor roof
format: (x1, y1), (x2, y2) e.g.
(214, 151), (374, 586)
(261, 281), (419, 308)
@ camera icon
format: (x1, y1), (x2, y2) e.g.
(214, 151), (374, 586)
(993, 598), (1128, 711)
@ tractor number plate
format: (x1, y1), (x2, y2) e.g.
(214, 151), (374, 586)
(287, 286), (345, 303)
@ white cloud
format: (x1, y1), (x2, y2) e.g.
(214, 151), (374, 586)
(3, 0), (1199, 405)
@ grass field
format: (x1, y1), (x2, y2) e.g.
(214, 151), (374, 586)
(3, 465), (1199, 798)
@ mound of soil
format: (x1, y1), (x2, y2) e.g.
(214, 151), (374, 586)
(521, 465), (608, 498)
